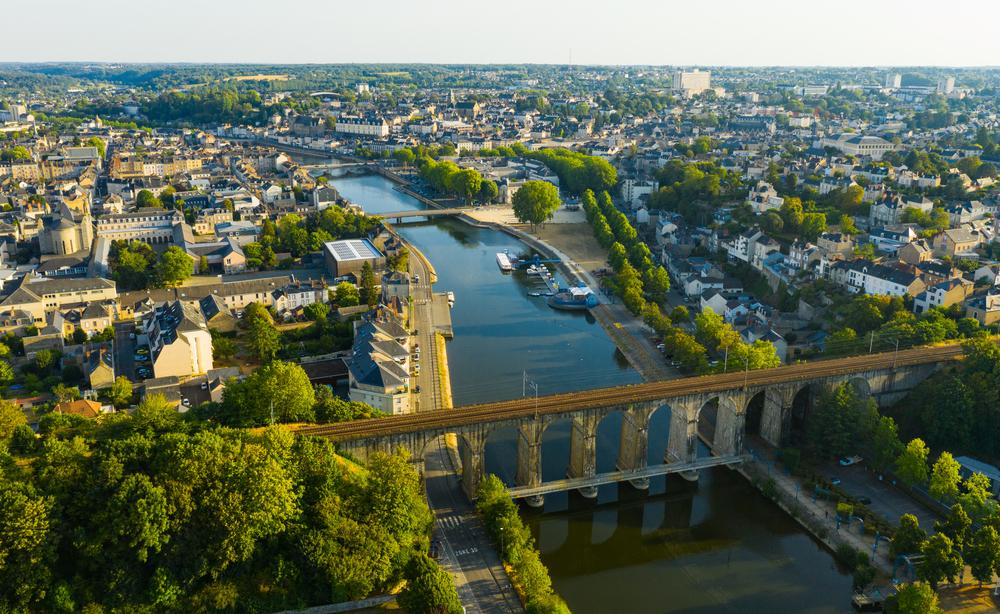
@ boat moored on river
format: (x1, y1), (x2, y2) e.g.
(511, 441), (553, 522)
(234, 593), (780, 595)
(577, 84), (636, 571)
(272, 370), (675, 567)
(547, 285), (598, 311)
(496, 251), (513, 272)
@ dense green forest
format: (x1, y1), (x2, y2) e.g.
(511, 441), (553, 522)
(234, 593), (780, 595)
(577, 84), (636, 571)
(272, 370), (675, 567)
(0, 395), (453, 613)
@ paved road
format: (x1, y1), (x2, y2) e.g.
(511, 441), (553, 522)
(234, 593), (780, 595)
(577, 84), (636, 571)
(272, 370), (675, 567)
(425, 438), (522, 614)
(407, 246), (445, 411)
(113, 321), (136, 380)
(826, 462), (940, 530)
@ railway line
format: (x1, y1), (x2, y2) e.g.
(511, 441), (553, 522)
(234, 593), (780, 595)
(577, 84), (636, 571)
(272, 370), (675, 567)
(294, 342), (965, 441)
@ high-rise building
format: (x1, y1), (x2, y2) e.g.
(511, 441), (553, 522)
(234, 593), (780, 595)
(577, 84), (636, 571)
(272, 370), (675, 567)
(937, 76), (955, 95)
(885, 73), (901, 89)
(673, 69), (711, 97)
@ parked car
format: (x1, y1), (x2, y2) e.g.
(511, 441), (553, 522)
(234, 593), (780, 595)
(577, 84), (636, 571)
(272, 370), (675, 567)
(839, 456), (863, 467)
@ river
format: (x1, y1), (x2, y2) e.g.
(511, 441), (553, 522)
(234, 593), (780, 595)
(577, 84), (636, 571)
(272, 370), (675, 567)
(330, 172), (853, 613)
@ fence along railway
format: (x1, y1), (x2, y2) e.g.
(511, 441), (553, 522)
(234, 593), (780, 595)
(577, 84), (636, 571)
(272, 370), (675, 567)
(295, 342), (964, 505)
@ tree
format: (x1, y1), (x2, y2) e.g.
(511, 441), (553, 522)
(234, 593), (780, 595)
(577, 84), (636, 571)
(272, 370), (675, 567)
(136, 189), (162, 208)
(0, 361), (13, 387)
(360, 262), (378, 308)
(479, 179), (499, 203)
(644, 266), (671, 304)
(892, 514), (927, 558)
(156, 247), (194, 288)
(303, 302), (330, 323)
(397, 553), (462, 614)
(449, 168), (482, 205)
(800, 212), (828, 241)
(0, 480), (53, 610)
(966, 525), (1000, 587)
(334, 282), (360, 307)
(890, 582), (941, 614)
(211, 332), (236, 361)
(896, 438), (930, 487)
(512, 181), (561, 229)
(52, 384), (80, 403)
(918, 534), (963, 589)
(244, 303), (280, 363)
(198, 255), (209, 273)
(110, 376), (133, 408)
(929, 452), (962, 503)
(671, 305), (690, 322)
(0, 398), (26, 447)
(221, 361), (316, 425)
(935, 504), (972, 554)
(838, 214), (859, 235)
(958, 472), (997, 522)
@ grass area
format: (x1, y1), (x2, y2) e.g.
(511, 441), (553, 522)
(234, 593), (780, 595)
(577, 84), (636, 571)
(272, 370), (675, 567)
(529, 222), (608, 272)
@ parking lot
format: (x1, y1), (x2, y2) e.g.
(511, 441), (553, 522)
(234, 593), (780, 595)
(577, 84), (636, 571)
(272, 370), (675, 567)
(826, 461), (940, 529)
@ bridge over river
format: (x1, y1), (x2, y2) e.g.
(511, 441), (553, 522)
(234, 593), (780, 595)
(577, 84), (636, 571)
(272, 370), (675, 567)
(296, 342), (961, 505)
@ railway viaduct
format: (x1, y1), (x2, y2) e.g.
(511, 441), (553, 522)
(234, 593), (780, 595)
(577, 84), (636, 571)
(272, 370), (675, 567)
(296, 344), (960, 505)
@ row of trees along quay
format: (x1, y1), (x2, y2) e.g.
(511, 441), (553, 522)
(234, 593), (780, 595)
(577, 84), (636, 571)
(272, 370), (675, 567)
(760, 338), (1000, 610)
(476, 475), (571, 614)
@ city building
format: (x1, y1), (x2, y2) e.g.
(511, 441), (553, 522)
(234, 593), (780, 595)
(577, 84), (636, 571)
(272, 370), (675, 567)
(323, 238), (385, 279)
(140, 301), (214, 378)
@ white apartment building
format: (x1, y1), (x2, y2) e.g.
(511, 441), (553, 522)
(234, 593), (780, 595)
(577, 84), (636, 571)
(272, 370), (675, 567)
(673, 70), (711, 97)
(334, 117), (390, 138)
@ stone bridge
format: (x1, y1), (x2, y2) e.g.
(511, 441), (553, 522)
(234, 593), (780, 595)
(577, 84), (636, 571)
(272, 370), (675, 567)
(301, 346), (953, 506)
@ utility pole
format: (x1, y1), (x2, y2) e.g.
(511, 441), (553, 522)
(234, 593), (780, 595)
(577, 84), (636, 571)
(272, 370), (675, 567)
(892, 338), (900, 368)
(723, 345), (729, 373)
(869, 331), (875, 353)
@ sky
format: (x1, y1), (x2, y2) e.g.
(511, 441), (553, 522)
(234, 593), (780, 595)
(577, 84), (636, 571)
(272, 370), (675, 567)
(6, 0), (1000, 66)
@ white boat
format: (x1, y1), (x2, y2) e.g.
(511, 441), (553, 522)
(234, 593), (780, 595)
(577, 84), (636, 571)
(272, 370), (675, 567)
(447, 291), (455, 307)
(496, 252), (513, 272)
(528, 292), (541, 297)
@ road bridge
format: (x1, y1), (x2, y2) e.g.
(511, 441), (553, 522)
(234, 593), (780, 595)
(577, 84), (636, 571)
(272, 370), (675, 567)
(378, 207), (475, 220)
(296, 343), (961, 504)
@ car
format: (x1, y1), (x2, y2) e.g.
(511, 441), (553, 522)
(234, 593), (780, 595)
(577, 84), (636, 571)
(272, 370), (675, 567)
(182, 398), (191, 406)
(656, 343), (666, 351)
(415, 385), (421, 393)
(129, 332), (136, 339)
(857, 496), (872, 505)
(413, 275), (420, 283)
(200, 382), (208, 390)
(830, 478), (842, 486)
(839, 455), (863, 467)
(429, 539), (441, 559)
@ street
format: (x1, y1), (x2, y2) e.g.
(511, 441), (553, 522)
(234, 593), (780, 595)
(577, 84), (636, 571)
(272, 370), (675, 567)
(113, 321), (136, 380)
(407, 245), (446, 411)
(425, 438), (522, 614)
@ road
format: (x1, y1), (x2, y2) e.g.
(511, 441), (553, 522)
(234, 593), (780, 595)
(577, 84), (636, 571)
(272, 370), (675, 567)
(407, 244), (446, 412)
(113, 321), (136, 380)
(425, 438), (522, 614)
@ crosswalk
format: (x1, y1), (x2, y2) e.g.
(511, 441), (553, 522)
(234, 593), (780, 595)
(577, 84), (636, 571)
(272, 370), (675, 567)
(437, 513), (465, 530)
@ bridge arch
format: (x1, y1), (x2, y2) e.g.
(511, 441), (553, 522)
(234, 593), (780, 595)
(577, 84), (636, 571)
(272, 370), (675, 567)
(540, 415), (575, 483)
(595, 409), (625, 474)
(646, 403), (674, 466)
(744, 390), (766, 439)
(483, 424), (519, 487)
(847, 376), (871, 399)
(696, 396), (721, 452)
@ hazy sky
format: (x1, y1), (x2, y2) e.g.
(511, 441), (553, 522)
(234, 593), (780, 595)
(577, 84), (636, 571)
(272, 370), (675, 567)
(7, 0), (1000, 66)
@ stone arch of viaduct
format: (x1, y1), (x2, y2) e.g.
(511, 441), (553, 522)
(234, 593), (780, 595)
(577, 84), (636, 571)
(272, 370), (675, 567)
(334, 362), (938, 500)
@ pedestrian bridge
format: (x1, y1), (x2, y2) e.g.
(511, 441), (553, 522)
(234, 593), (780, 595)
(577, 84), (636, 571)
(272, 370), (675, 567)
(295, 343), (962, 504)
